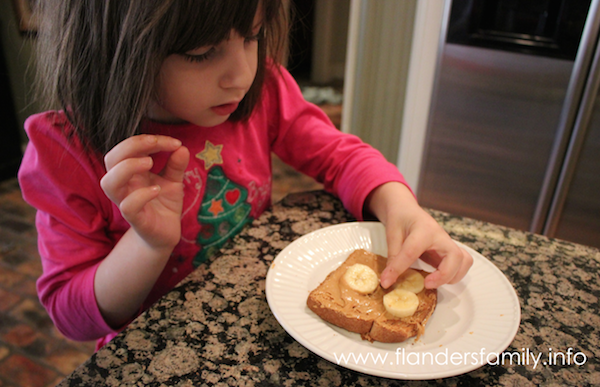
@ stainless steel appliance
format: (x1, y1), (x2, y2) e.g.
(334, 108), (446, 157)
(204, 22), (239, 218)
(419, 0), (600, 248)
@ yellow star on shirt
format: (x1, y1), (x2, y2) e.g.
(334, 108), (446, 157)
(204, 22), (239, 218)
(196, 141), (223, 170)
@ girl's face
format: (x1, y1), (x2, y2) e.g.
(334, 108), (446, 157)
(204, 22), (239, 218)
(148, 11), (262, 127)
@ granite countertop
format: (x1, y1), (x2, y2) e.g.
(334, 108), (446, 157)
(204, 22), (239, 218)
(59, 191), (600, 386)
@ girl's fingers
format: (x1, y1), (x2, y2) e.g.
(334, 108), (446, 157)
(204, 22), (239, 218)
(380, 231), (426, 289)
(118, 185), (161, 222)
(104, 135), (182, 171)
(381, 225), (473, 289)
(448, 247), (473, 284)
(423, 245), (473, 289)
(160, 146), (190, 182)
(100, 157), (153, 203)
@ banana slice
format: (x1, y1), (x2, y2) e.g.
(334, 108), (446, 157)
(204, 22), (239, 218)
(383, 288), (419, 318)
(343, 263), (379, 294)
(395, 269), (425, 294)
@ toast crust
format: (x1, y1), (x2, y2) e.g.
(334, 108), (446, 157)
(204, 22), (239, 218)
(307, 249), (437, 343)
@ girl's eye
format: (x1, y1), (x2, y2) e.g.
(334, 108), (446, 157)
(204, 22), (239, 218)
(183, 48), (216, 63)
(245, 30), (263, 43)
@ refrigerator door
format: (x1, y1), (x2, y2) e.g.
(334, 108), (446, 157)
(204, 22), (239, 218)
(419, 0), (594, 236)
(546, 32), (600, 248)
(553, 95), (600, 248)
(418, 44), (574, 231)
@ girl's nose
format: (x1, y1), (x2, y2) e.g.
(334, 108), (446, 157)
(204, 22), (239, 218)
(219, 37), (257, 91)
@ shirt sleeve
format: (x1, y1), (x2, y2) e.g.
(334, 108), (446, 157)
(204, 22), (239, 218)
(265, 66), (413, 220)
(18, 112), (121, 342)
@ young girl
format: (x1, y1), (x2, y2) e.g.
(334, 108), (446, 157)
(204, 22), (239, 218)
(18, 0), (472, 349)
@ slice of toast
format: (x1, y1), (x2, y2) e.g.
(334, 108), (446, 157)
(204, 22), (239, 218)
(306, 249), (437, 343)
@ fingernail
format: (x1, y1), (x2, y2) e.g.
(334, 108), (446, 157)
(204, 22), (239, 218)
(380, 275), (390, 289)
(141, 157), (153, 167)
(172, 139), (182, 147)
(424, 277), (436, 289)
(147, 135), (158, 143)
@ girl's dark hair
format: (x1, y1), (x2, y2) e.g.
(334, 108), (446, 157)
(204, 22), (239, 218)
(34, 0), (288, 155)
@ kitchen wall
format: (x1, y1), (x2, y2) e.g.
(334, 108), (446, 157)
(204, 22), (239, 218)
(342, 0), (416, 163)
(343, 0), (446, 191)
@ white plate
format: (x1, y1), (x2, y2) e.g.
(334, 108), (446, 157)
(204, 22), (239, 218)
(265, 222), (521, 380)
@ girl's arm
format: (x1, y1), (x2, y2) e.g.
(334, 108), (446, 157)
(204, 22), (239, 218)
(95, 134), (190, 327)
(19, 114), (192, 340)
(265, 66), (472, 288)
(364, 182), (473, 289)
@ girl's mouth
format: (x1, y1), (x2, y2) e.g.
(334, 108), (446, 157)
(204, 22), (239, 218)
(211, 102), (239, 116)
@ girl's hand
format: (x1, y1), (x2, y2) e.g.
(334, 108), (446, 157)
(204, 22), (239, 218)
(365, 182), (473, 289)
(100, 134), (190, 250)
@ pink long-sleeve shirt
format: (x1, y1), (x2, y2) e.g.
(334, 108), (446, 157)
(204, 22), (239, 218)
(18, 65), (409, 349)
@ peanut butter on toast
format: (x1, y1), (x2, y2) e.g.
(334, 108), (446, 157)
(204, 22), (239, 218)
(306, 249), (437, 343)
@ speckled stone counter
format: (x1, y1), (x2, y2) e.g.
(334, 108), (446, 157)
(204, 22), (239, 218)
(58, 191), (599, 386)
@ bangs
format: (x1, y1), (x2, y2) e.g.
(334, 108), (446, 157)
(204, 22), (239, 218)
(167, 0), (262, 54)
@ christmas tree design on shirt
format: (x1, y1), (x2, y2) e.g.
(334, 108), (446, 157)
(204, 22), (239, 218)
(193, 141), (253, 266)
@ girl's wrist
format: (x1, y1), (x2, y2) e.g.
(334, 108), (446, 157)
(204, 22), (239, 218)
(95, 227), (177, 328)
(129, 228), (178, 260)
(365, 181), (418, 224)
